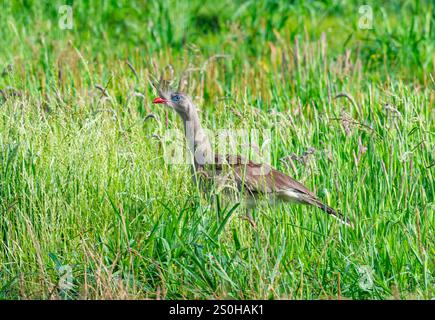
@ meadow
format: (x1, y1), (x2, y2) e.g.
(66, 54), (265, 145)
(0, 0), (433, 299)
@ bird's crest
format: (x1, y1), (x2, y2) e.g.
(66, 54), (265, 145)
(153, 64), (193, 97)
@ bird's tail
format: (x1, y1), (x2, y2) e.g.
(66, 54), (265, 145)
(312, 199), (353, 228)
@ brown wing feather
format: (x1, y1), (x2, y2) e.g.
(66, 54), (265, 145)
(213, 154), (314, 196)
(209, 154), (352, 227)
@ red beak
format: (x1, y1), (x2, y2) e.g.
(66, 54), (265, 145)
(153, 97), (167, 104)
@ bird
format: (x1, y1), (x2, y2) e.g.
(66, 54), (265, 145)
(152, 75), (352, 228)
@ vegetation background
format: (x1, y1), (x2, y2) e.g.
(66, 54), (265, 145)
(0, 0), (433, 299)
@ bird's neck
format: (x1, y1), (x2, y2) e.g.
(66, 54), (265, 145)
(181, 103), (213, 169)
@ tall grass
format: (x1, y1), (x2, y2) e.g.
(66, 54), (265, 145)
(0, 1), (433, 299)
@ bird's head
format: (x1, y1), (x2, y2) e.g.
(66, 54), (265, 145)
(153, 90), (192, 118)
(152, 67), (194, 119)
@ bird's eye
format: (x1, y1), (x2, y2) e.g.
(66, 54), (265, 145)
(172, 95), (181, 102)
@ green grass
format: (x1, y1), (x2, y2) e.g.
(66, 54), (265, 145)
(0, 0), (434, 299)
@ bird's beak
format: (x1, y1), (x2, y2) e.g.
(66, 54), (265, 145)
(153, 97), (167, 104)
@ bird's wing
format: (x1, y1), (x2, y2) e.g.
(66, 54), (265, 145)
(213, 154), (315, 197)
(211, 154), (352, 227)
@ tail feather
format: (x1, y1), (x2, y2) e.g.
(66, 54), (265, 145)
(279, 189), (353, 227)
(310, 198), (353, 228)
